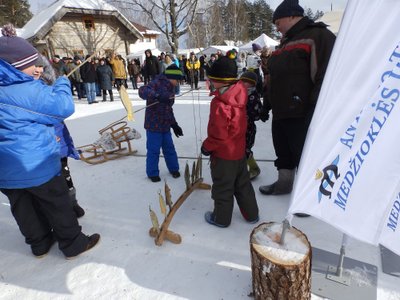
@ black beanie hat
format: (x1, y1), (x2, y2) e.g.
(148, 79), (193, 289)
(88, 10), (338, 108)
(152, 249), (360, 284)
(0, 24), (38, 70)
(273, 0), (304, 23)
(240, 71), (258, 86)
(164, 64), (184, 80)
(208, 56), (238, 83)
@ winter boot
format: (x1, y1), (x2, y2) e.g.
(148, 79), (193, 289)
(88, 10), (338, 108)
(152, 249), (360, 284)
(68, 188), (85, 218)
(247, 154), (261, 180)
(102, 94), (107, 102)
(110, 92), (114, 102)
(259, 169), (295, 195)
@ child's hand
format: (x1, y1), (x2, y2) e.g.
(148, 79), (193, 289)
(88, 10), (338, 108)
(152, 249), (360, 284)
(201, 145), (212, 156)
(259, 109), (270, 122)
(171, 122), (183, 137)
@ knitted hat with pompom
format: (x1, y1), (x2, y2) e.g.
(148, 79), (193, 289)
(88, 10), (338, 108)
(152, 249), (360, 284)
(208, 56), (238, 83)
(0, 24), (38, 70)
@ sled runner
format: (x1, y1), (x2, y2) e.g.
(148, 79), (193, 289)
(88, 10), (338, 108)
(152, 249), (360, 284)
(78, 120), (141, 165)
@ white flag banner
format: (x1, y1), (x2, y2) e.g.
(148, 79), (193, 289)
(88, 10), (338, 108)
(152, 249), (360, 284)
(288, 0), (400, 255)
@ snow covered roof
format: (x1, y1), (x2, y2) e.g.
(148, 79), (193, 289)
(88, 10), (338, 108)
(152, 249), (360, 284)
(129, 21), (161, 36)
(20, 0), (143, 40)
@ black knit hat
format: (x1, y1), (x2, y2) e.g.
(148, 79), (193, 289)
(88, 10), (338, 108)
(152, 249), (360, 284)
(240, 71), (258, 86)
(0, 24), (38, 70)
(208, 56), (238, 83)
(273, 0), (304, 23)
(164, 64), (184, 80)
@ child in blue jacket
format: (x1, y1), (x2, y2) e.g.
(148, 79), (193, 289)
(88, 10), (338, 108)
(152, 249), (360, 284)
(138, 64), (184, 182)
(35, 55), (85, 218)
(0, 25), (99, 258)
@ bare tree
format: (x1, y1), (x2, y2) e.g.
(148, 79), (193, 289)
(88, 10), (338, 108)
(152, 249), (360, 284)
(109, 0), (199, 54)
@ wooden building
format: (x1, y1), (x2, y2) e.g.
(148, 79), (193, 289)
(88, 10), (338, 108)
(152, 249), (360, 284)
(20, 0), (143, 59)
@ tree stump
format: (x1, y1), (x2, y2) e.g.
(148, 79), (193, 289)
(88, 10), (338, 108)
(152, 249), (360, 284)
(250, 222), (312, 300)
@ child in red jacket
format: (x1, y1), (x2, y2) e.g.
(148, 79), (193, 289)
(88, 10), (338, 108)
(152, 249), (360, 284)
(201, 56), (259, 227)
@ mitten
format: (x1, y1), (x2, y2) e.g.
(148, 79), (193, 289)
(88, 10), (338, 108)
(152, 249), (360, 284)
(201, 145), (212, 156)
(156, 93), (171, 103)
(171, 122), (183, 137)
(259, 109), (269, 122)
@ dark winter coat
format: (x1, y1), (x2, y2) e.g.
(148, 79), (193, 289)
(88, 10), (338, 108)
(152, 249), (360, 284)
(96, 64), (114, 90)
(202, 81), (248, 160)
(265, 17), (336, 120)
(144, 50), (160, 77)
(0, 59), (74, 188)
(80, 62), (97, 83)
(138, 74), (176, 132)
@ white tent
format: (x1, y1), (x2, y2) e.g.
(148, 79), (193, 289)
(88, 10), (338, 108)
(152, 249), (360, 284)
(318, 10), (344, 35)
(239, 33), (279, 52)
(126, 48), (162, 64)
(201, 45), (239, 56)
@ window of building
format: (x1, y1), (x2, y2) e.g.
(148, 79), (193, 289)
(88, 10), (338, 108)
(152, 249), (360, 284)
(73, 50), (84, 59)
(83, 17), (95, 30)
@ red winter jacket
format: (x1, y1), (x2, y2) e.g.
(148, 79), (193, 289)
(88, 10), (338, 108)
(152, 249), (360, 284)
(203, 81), (248, 160)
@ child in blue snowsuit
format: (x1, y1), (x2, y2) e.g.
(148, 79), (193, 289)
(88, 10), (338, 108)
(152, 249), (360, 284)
(138, 64), (184, 182)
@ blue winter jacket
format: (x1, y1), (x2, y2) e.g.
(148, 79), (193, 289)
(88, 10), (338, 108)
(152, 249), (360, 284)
(0, 59), (75, 188)
(55, 122), (80, 160)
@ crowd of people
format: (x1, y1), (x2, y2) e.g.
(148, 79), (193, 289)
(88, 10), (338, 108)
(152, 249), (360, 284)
(0, 0), (336, 259)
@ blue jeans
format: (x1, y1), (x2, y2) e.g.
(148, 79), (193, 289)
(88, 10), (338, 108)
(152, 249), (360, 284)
(84, 82), (96, 103)
(146, 130), (179, 177)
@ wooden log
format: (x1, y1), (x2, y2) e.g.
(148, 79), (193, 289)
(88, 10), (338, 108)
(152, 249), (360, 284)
(250, 222), (312, 300)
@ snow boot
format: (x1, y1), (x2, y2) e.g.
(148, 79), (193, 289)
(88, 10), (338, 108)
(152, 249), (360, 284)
(247, 154), (261, 180)
(102, 94), (107, 102)
(204, 211), (228, 228)
(149, 176), (161, 182)
(110, 93), (114, 102)
(69, 188), (85, 218)
(259, 169), (295, 195)
(65, 233), (100, 260)
(171, 171), (180, 178)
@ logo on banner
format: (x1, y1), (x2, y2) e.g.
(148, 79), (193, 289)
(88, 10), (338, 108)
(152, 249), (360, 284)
(316, 155), (340, 203)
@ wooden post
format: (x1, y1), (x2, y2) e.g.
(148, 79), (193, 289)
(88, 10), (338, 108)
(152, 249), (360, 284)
(250, 222), (312, 300)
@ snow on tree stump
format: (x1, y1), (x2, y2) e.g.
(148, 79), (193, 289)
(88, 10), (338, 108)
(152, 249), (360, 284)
(250, 222), (312, 300)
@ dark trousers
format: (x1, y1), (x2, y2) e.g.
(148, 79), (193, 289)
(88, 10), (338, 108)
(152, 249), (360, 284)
(271, 117), (308, 170)
(130, 76), (138, 89)
(188, 70), (199, 89)
(246, 122), (257, 158)
(61, 157), (74, 189)
(210, 156), (259, 226)
(72, 81), (84, 99)
(1, 175), (88, 257)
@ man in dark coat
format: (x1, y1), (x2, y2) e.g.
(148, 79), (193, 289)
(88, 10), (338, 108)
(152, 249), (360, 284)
(144, 49), (160, 83)
(96, 58), (114, 102)
(259, 0), (336, 199)
(80, 55), (98, 104)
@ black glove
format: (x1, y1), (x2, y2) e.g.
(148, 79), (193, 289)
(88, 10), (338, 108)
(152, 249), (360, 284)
(259, 109), (270, 122)
(171, 122), (183, 137)
(201, 145), (212, 156)
(156, 93), (171, 103)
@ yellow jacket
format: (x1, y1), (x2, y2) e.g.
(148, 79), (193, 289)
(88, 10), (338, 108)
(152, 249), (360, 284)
(186, 59), (200, 70)
(109, 57), (127, 79)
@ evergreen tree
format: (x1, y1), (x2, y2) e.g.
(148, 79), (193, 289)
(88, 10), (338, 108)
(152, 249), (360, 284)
(246, 0), (273, 40)
(304, 7), (324, 21)
(0, 0), (32, 28)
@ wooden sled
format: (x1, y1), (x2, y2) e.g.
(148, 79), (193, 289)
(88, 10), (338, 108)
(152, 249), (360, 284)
(78, 120), (138, 165)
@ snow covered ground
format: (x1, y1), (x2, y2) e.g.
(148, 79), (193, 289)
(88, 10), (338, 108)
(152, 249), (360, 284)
(1, 81), (399, 299)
